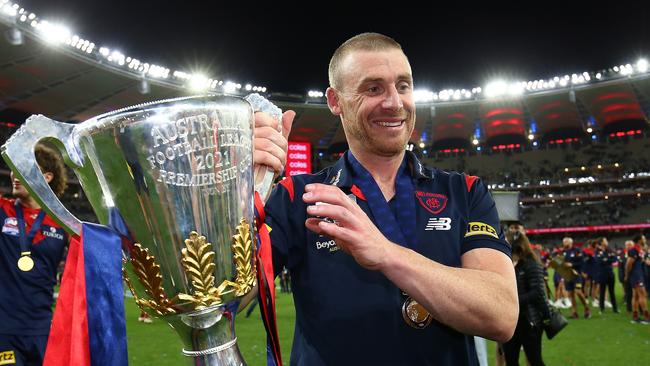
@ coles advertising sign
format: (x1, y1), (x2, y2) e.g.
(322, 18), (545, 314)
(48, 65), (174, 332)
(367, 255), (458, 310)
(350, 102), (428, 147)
(285, 142), (312, 176)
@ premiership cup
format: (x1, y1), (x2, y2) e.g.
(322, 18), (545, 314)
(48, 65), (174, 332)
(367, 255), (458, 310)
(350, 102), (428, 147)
(1, 94), (282, 365)
(549, 256), (578, 281)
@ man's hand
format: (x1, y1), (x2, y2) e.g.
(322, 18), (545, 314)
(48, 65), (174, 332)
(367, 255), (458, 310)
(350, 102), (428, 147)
(303, 183), (391, 270)
(253, 110), (295, 173)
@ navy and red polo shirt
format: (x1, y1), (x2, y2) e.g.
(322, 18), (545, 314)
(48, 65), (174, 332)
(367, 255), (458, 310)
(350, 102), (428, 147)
(265, 151), (511, 366)
(564, 247), (584, 273)
(594, 248), (615, 283)
(627, 245), (646, 286)
(0, 197), (68, 336)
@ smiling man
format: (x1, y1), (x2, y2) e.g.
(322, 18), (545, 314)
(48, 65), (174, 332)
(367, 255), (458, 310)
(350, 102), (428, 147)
(264, 33), (518, 366)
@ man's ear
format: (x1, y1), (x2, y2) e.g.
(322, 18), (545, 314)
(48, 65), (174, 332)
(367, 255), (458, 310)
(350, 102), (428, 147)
(326, 87), (342, 116)
(43, 172), (54, 184)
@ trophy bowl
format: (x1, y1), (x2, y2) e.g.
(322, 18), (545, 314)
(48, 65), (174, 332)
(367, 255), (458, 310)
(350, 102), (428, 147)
(2, 94), (281, 365)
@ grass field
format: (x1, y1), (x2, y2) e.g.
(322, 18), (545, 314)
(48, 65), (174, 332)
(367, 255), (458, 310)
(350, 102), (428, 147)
(125, 272), (650, 365)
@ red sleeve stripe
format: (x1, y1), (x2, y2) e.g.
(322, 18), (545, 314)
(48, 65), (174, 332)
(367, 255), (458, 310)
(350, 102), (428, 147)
(279, 177), (295, 202)
(465, 175), (478, 193)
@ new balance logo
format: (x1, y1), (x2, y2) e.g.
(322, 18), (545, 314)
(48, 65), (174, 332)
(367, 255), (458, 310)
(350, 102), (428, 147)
(425, 217), (451, 231)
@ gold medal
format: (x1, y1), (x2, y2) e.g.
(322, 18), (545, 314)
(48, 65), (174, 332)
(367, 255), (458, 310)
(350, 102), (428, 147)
(402, 296), (433, 329)
(17, 252), (34, 272)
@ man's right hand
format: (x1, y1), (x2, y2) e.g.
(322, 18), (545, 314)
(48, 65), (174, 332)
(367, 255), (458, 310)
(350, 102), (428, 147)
(253, 110), (295, 174)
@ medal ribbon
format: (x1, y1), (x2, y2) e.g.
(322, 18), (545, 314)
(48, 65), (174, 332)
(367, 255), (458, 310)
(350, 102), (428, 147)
(15, 200), (45, 255)
(347, 152), (416, 249)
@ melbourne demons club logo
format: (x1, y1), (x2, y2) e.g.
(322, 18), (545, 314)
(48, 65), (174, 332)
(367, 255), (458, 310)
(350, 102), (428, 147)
(415, 191), (448, 215)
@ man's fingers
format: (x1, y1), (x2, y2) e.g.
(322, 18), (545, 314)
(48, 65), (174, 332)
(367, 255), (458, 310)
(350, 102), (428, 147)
(255, 109), (294, 134)
(302, 183), (353, 208)
(304, 218), (353, 249)
(255, 125), (288, 152)
(306, 203), (354, 227)
(305, 217), (326, 235)
(254, 111), (279, 130)
(281, 110), (296, 139)
(254, 151), (283, 173)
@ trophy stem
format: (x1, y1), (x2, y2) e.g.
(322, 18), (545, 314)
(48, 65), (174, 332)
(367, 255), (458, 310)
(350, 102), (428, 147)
(168, 306), (247, 366)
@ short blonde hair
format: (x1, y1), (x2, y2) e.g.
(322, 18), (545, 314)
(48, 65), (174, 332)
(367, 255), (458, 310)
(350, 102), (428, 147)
(328, 32), (404, 90)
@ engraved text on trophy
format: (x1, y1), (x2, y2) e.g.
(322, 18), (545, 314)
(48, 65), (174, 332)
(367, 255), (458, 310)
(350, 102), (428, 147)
(143, 110), (252, 195)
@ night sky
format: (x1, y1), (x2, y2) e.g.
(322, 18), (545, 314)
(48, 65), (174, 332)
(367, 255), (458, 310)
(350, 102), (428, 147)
(16, 0), (650, 94)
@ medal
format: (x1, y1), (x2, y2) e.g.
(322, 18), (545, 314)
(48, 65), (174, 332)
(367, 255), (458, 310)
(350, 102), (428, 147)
(17, 252), (34, 272)
(402, 296), (433, 329)
(14, 200), (45, 273)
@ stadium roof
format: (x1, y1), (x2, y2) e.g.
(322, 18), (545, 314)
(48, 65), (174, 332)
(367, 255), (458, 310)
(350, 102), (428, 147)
(1, 1), (650, 151)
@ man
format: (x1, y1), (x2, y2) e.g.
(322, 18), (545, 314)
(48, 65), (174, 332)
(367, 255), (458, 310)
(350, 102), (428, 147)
(620, 240), (635, 312)
(265, 33), (517, 365)
(561, 237), (591, 319)
(0, 145), (69, 366)
(625, 234), (649, 323)
(594, 237), (618, 313)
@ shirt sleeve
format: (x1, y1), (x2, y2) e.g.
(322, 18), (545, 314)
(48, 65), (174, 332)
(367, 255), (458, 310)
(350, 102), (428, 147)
(461, 177), (511, 257)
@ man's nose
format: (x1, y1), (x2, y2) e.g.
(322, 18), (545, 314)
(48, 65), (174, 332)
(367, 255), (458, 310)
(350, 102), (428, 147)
(381, 85), (403, 111)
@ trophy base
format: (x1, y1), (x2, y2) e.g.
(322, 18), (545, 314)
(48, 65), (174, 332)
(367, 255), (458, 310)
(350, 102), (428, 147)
(169, 306), (248, 366)
(182, 338), (246, 366)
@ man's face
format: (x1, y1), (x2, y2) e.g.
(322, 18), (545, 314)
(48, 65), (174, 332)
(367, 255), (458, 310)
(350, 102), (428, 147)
(329, 49), (416, 157)
(10, 170), (29, 200)
(562, 237), (573, 249)
(508, 224), (524, 235)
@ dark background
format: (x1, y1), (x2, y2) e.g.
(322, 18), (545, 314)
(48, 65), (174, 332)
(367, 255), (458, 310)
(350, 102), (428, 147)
(16, 1), (650, 94)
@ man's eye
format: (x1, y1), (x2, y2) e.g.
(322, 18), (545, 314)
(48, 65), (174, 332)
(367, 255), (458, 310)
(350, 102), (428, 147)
(368, 86), (381, 94)
(398, 83), (412, 92)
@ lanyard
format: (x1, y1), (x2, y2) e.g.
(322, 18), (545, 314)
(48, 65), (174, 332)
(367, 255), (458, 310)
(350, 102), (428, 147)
(347, 152), (416, 249)
(15, 200), (46, 253)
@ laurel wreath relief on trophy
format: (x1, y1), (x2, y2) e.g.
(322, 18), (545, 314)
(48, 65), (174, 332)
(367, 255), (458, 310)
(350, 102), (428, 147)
(124, 218), (257, 315)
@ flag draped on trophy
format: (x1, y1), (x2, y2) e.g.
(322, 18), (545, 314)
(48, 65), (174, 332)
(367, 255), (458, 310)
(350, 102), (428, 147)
(44, 220), (128, 366)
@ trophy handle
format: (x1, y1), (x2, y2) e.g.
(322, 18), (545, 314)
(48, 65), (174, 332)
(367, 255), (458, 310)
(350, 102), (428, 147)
(1, 115), (84, 235)
(245, 93), (282, 202)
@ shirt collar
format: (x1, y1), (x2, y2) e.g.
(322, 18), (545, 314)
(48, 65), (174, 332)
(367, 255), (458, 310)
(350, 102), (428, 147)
(323, 150), (433, 188)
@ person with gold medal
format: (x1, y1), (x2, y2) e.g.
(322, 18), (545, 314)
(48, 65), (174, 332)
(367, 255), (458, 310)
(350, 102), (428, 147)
(0, 145), (68, 366)
(264, 33), (518, 366)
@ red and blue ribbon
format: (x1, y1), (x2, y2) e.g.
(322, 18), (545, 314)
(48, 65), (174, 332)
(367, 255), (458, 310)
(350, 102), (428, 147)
(44, 220), (128, 366)
(254, 191), (283, 366)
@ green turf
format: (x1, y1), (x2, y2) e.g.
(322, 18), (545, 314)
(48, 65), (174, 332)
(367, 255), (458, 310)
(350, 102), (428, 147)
(125, 290), (294, 366)
(125, 272), (650, 365)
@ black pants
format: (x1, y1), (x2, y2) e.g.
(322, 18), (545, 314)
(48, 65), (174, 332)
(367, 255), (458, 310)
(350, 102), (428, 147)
(598, 276), (618, 312)
(503, 319), (545, 366)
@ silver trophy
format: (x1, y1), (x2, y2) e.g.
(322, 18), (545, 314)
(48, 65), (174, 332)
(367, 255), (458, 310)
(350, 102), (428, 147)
(1, 94), (282, 365)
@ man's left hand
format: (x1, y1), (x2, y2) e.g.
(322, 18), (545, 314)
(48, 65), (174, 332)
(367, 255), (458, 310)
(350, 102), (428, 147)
(303, 183), (391, 271)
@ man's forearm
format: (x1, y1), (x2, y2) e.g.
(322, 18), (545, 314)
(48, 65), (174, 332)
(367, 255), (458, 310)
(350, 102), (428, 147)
(379, 244), (517, 342)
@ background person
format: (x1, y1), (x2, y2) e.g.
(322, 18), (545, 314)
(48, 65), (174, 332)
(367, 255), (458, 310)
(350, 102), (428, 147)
(502, 231), (549, 366)
(0, 145), (69, 366)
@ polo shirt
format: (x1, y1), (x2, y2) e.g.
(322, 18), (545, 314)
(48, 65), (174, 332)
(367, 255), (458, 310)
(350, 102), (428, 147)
(0, 198), (67, 335)
(265, 151), (510, 366)
(627, 246), (645, 285)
